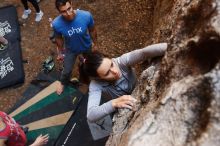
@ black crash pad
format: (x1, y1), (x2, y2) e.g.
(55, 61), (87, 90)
(0, 5), (24, 88)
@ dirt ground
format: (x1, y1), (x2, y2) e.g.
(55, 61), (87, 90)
(0, 0), (153, 112)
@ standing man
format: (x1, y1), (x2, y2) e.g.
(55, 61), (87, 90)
(53, 0), (97, 95)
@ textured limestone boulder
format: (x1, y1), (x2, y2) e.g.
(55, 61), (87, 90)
(106, 0), (220, 145)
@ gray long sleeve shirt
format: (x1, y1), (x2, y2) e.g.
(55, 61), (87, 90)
(87, 43), (167, 122)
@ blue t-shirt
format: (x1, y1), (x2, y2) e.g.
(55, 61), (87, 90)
(52, 10), (94, 53)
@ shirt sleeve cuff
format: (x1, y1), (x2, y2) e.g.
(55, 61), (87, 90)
(105, 100), (116, 113)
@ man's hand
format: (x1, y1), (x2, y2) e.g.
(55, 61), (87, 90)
(112, 95), (137, 110)
(56, 53), (65, 61)
(56, 81), (64, 95)
(56, 47), (65, 61)
(30, 134), (49, 146)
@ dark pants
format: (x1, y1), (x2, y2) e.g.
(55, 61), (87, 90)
(21, 0), (40, 13)
(60, 49), (91, 85)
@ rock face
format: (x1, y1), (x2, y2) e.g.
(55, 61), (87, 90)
(106, 0), (220, 146)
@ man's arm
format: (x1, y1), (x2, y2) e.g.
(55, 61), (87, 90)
(55, 35), (64, 52)
(54, 35), (65, 61)
(0, 139), (6, 146)
(88, 26), (97, 49)
(52, 21), (64, 60)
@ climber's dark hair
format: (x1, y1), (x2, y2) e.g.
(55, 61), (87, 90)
(55, 0), (71, 11)
(78, 51), (105, 84)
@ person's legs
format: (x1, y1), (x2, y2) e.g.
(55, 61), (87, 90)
(21, 0), (29, 10)
(60, 50), (78, 85)
(21, 0), (31, 19)
(21, 0), (43, 21)
(27, 0), (44, 22)
(35, 10), (44, 22)
(28, 0), (40, 12)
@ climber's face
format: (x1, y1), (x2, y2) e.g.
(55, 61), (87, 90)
(97, 58), (121, 81)
(58, 1), (75, 21)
